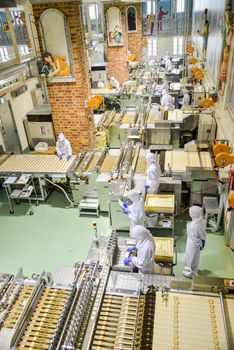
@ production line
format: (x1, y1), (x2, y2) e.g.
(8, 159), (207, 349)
(0, 155), (78, 204)
(0, 229), (233, 350)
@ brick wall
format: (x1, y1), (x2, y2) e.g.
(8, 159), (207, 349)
(32, 1), (93, 153)
(127, 4), (143, 62)
(104, 3), (143, 85)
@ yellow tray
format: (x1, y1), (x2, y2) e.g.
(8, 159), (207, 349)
(145, 194), (175, 213)
(33, 147), (56, 155)
(154, 237), (174, 263)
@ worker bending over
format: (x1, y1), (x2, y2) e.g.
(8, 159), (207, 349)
(145, 152), (162, 194)
(161, 89), (174, 112)
(179, 89), (190, 108)
(183, 206), (206, 278)
(56, 133), (72, 161)
(122, 189), (145, 236)
(124, 225), (155, 274)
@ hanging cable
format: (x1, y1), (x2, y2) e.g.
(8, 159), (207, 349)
(44, 178), (78, 207)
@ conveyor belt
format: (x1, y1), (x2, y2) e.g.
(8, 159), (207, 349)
(121, 112), (136, 124)
(3, 284), (34, 329)
(164, 151), (212, 172)
(0, 155), (77, 174)
(135, 156), (147, 173)
(17, 287), (69, 350)
(100, 156), (119, 173)
(86, 155), (100, 172)
(91, 294), (145, 349)
(153, 291), (232, 350)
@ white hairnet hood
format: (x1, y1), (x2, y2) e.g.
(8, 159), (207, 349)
(146, 152), (156, 164)
(58, 133), (65, 142)
(131, 225), (151, 244)
(189, 206), (203, 220)
(127, 189), (141, 202)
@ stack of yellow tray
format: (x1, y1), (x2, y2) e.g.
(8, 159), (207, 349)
(154, 237), (174, 263)
(145, 194), (175, 213)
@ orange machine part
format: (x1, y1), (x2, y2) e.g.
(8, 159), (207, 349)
(187, 45), (195, 53)
(190, 57), (198, 64)
(128, 54), (136, 62)
(229, 192), (234, 209)
(192, 66), (199, 74)
(215, 152), (234, 168)
(95, 95), (103, 104)
(201, 98), (213, 109)
(195, 69), (204, 80)
(213, 143), (232, 157)
(88, 98), (100, 110)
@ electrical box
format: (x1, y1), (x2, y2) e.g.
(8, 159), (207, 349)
(24, 104), (55, 149)
(31, 88), (44, 106)
(91, 63), (108, 88)
(197, 113), (216, 142)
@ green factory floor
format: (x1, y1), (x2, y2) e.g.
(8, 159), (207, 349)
(0, 188), (233, 279)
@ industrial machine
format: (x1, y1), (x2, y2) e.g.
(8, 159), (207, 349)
(71, 145), (149, 226)
(23, 104), (55, 149)
(90, 63), (108, 88)
(0, 229), (233, 350)
(0, 154), (78, 204)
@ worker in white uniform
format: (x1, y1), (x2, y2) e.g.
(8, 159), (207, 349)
(183, 206), (206, 278)
(161, 89), (174, 111)
(110, 77), (120, 90)
(145, 153), (162, 194)
(179, 89), (190, 108)
(165, 58), (172, 71)
(122, 189), (145, 236)
(162, 51), (170, 64)
(160, 77), (169, 92)
(124, 225), (155, 274)
(56, 133), (72, 161)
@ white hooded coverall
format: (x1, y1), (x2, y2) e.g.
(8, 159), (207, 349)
(131, 225), (155, 274)
(56, 133), (72, 157)
(160, 78), (169, 92)
(161, 90), (174, 111)
(165, 58), (172, 71)
(184, 206), (206, 277)
(110, 77), (120, 90)
(180, 90), (190, 107)
(126, 189), (145, 236)
(145, 153), (162, 194)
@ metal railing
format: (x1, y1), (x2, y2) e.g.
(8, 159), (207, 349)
(143, 17), (191, 36)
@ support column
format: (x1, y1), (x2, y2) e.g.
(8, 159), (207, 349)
(32, 1), (93, 153)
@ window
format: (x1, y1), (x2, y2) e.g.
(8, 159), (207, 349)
(176, 0), (185, 13)
(148, 38), (157, 57)
(89, 4), (98, 20)
(146, 0), (155, 15)
(173, 36), (183, 55)
(0, 47), (10, 62)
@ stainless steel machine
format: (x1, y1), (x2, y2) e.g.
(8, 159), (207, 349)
(0, 154), (78, 204)
(0, 230), (233, 350)
(23, 104), (55, 149)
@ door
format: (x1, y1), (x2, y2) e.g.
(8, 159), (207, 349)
(0, 98), (21, 154)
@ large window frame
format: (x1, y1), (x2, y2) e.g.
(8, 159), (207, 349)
(173, 36), (183, 55)
(0, 6), (34, 69)
(176, 0), (185, 13)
